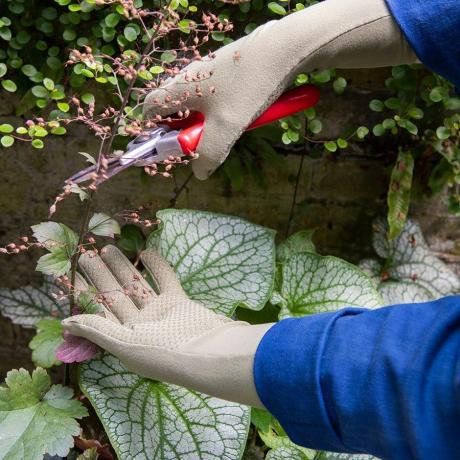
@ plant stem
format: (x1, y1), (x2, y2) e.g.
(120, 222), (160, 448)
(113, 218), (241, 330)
(170, 172), (193, 207)
(286, 122), (308, 238)
(65, 4), (172, 386)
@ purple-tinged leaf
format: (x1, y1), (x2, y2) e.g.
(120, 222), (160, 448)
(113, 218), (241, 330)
(56, 331), (99, 363)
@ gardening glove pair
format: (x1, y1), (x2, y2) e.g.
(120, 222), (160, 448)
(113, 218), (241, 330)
(144, 0), (418, 179)
(61, 245), (272, 408)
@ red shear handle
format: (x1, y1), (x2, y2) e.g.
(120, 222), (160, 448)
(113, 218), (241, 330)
(176, 84), (320, 155)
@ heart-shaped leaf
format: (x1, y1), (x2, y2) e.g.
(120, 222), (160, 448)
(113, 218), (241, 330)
(361, 218), (460, 304)
(272, 253), (382, 318)
(0, 368), (87, 460)
(79, 353), (250, 460)
(276, 230), (315, 263)
(147, 209), (276, 316)
(0, 277), (67, 327)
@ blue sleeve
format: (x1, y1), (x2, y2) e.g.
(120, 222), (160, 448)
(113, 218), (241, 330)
(384, 0), (460, 90)
(253, 296), (460, 459)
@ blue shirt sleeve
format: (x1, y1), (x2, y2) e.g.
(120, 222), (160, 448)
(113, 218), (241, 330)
(384, 0), (460, 90)
(253, 296), (460, 459)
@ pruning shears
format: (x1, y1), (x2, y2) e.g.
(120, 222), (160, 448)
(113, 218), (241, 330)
(68, 84), (320, 184)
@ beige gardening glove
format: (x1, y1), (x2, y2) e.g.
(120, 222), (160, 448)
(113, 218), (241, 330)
(61, 245), (272, 407)
(144, 0), (419, 179)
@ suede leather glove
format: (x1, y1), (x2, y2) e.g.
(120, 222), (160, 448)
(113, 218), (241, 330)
(143, 0), (418, 179)
(61, 245), (272, 407)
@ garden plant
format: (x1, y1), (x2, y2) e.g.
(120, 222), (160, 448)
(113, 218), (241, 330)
(0, 0), (459, 459)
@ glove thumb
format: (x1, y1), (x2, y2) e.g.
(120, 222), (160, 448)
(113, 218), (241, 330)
(61, 314), (132, 355)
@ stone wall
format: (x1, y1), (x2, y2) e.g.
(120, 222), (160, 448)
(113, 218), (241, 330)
(1, 70), (459, 377)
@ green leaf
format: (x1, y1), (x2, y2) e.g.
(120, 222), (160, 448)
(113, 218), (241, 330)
(436, 126), (451, 140)
(0, 368), (87, 459)
(387, 149), (414, 240)
(58, 102), (70, 112)
(43, 78), (54, 91)
(369, 99), (384, 112)
(81, 93), (95, 105)
(0, 124), (13, 133)
(372, 124), (386, 137)
(429, 86), (446, 103)
(277, 230), (315, 263)
(252, 408), (315, 459)
(105, 13), (121, 27)
(333, 77), (347, 94)
(88, 213), (120, 238)
(1, 135), (14, 147)
(117, 224), (145, 254)
(36, 248), (71, 277)
(268, 2), (286, 15)
(311, 70), (331, 84)
(32, 139), (44, 149)
(147, 209), (275, 316)
(337, 138), (348, 149)
(356, 126), (369, 139)
(308, 119), (322, 134)
(31, 221), (78, 256)
(160, 50), (176, 63)
(371, 217), (460, 301)
(21, 64), (37, 77)
(31, 85), (48, 98)
(124, 25), (139, 42)
(0, 277), (67, 327)
(324, 141), (337, 153)
(0, 63), (7, 78)
(29, 319), (64, 368)
(79, 353), (250, 460)
(272, 253), (382, 318)
(150, 65), (164, 74)
(1, 79), (17, 92)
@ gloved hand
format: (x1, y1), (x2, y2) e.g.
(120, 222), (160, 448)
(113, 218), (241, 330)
(144, 0), (418, 179)
(62, 245), (272, 407)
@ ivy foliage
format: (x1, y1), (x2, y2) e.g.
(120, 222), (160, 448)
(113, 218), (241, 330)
(0, 0), (459, 233)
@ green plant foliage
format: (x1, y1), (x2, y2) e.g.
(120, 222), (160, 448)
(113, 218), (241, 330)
(272, 252), (382, 319)
(251, 408), (315, 459)
(360, 218), (460, 305)
(29, 318), (64, 368)
(0, 367), (88, 460)
(88, 213), (120, 238)
(0, 276), (67, 327)
(386, 149), (414, 239)
(80, 353), (250, 460)
(116, 224), (145, 255)
(147, 209), (276, 316)
(276, 230), (316, 263)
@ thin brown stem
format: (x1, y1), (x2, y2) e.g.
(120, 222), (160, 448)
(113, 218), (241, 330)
(286, 122), (308, 238)
(170, 172), (193, 208)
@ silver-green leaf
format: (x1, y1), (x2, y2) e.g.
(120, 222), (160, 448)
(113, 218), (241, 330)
(79, 353), (250, 460)
(273, 253), (382, 318)
(0, 277), (67, 327)
(276, 230), (316, 263)
(147, 209), (276, 316)
(365, 218), (460, 304)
